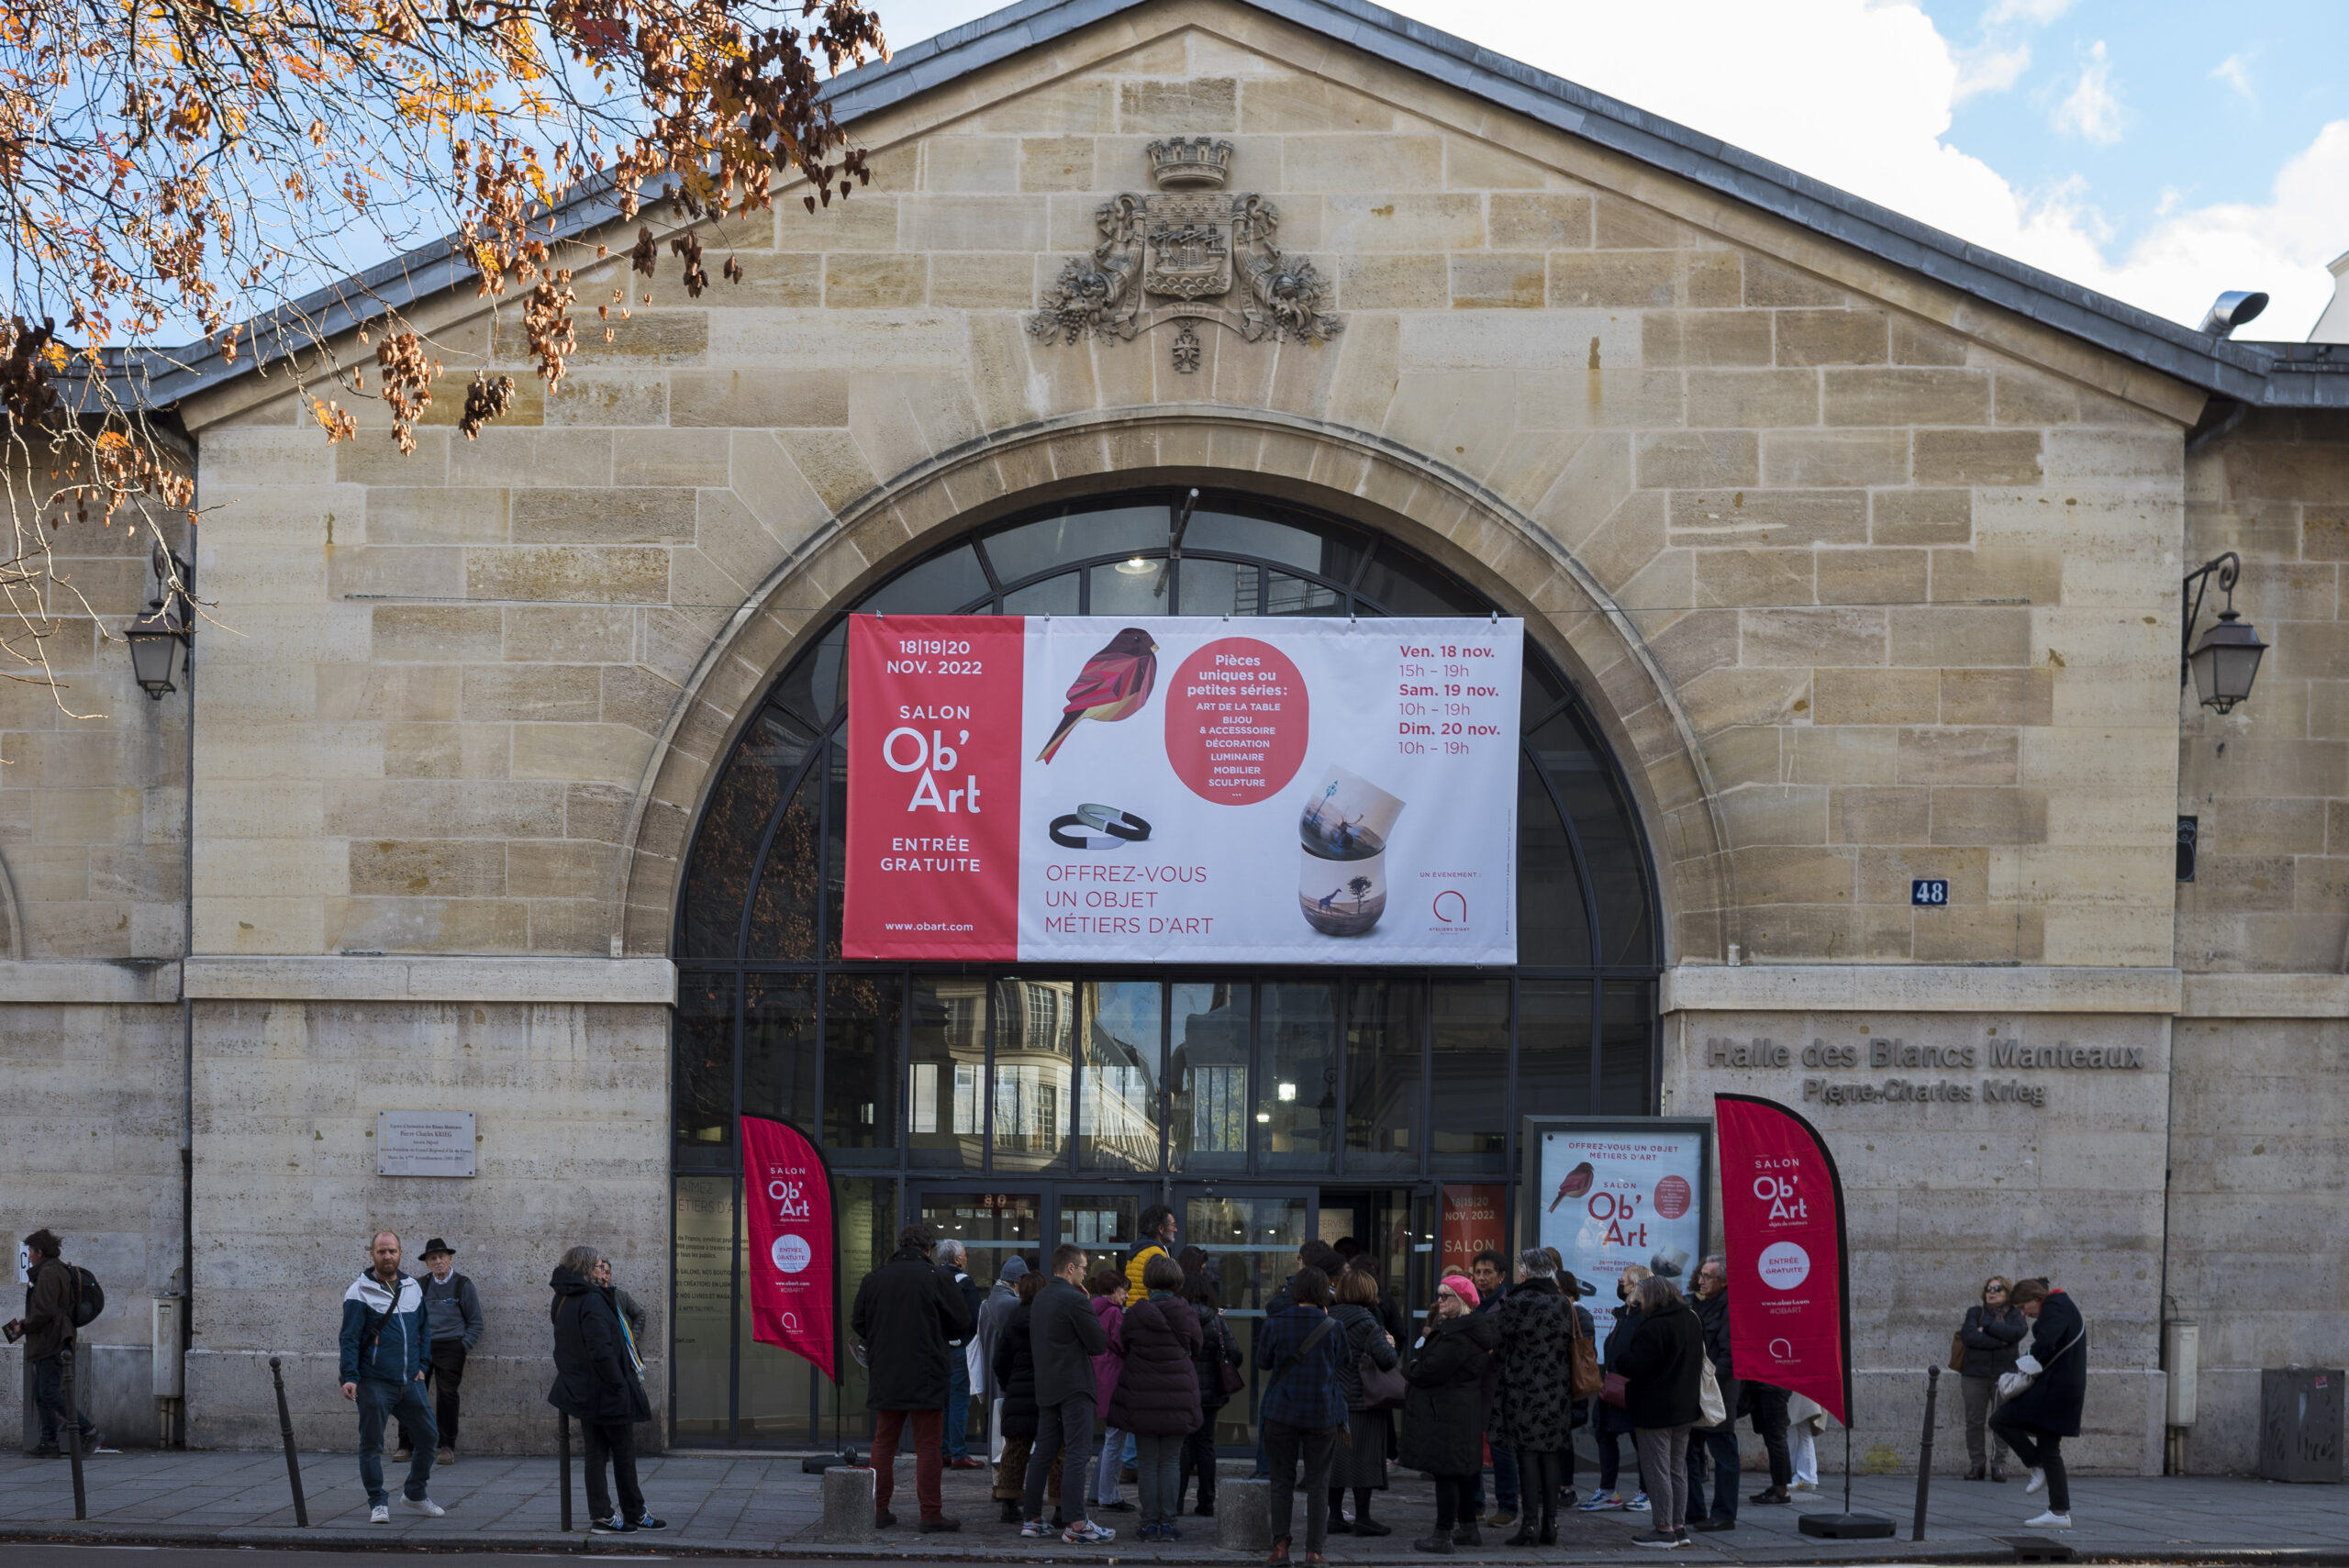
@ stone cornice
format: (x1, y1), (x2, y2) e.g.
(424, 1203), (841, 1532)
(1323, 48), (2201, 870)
(1663, 964), (2185, 1016)
(181, 956), (675, 1006)
(0, 960), (182, 1005)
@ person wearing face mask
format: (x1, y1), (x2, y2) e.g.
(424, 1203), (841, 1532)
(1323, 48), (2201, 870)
(1400, 1273), (1497, 1555)
(1578, 1264), (1650, 1514)
(1955, 1275), (2027, 1482)
(1464, 1251), (1518, 1529)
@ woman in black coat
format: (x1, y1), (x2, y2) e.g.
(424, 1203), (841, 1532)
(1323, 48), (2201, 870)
(1108, 1254), (1203, 1540)
(549, 1248), (658, 1533)
(1956, 1275), (2029, 1481)
(1327, 1265), (1401, 1539)
(1987, 1279), (2087, 1529)
(1179, 1276), (1241, 1518)
(989, 1273), (1049, 1523)
(1400, 1274), (1497, 1555)
(1581, 1265), (1649, 1511)
(1609, 1274), (1702, 1546)
(1492, 1250), (1577, 1545)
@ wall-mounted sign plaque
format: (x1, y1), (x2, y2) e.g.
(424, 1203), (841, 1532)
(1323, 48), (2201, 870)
(377, 1110), (476, 1177)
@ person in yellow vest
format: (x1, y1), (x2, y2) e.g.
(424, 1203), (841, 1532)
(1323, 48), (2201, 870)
(1124, 1206), (1177, 1307)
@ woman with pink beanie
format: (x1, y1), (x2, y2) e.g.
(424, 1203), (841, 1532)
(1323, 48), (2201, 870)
(1399, 1274), (1497, 1554)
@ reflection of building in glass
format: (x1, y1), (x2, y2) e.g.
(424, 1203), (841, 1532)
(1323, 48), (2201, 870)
(994, 978), (1072, 1170)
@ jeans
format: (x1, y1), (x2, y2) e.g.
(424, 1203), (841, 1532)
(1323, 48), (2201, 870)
(583, 1418), (643, 1523)
(1634, 1425), (1693, 1532)
(1687, 1423), (1740, 1520)
(1262, 1418), (1338, 1553)
(1467, 1441), (1519, 1515)
(871, 1407), (944, 1520)
(1433, 1472), (1478, 1531)
(398, 1340), (467, 1452)
(1987, 1411), (2068, 1513)
(1179, 1422), (1219, 1511)
(1024, 1394), (1095, 1524)
(1095, 1424), (1128, 1505)
(1962, 1375), (2013, 1468)
(356, 1377), (437, 1507)
(1135, 1430), (1184, 1529)
(31, 1354), (96, 1449)
(945, 1352), (972, 1462)
(1789, 1422), (1818, 1485)
(1744, 1385), (1792, 1488)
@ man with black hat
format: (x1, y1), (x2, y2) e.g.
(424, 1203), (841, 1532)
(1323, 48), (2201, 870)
(395, 1238), (484, 1466)
(6, 1229), (108, 1458)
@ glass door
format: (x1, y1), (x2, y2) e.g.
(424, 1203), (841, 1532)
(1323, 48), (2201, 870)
(1176, 1186), (1315, 1450)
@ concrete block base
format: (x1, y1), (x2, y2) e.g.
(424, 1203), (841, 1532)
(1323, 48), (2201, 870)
(1217, 1476), (1271, 1552)
(821, 1465), (879, 1543)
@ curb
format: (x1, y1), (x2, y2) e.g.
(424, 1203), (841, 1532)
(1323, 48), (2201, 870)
(0, 1523), (2345, 1564)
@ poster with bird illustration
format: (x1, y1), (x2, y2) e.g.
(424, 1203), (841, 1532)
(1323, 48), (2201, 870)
(841, 613), (1520, 964)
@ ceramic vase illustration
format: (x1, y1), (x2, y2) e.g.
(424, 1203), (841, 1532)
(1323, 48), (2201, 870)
(1297, 766), (1405, 937)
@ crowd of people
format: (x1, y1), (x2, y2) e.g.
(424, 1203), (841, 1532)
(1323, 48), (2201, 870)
(11, 1218), (2087, 1544)
(847, 1218), (2093, 1552)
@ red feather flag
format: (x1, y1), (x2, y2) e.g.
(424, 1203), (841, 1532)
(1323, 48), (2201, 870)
(1715, 1094), (1851, 1426)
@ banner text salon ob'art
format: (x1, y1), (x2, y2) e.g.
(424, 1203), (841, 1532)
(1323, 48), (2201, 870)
(842, 615), (1524, 965)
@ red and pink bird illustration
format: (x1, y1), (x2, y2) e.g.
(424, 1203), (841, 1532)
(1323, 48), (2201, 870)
(1037, 627), (1159, 763)
(1548, 1160), (1596, 1212)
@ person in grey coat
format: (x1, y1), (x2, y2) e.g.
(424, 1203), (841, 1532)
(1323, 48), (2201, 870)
(977, 1255), (1030, 1463)
(1956, 1275), (2028, 1481)
(395, 1238), (483, 1465)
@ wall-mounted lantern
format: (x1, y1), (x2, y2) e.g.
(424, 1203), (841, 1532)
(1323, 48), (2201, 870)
(2181, 551), (2266, 714)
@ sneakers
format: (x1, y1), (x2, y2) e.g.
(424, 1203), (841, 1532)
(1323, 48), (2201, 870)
(1791, 1480), (1819, 1492)
(1139, 1523), (1163, 1541)
(1578, 1490), (1625, 1511)
(28, 1444), (59, 1460)
(1631, 1529), (1680, 1547)
(1486, 1510), (1518, 1528)
(1627, 1491), (1653, 1512)
(1098, 1498), (1135, 1511)
(636, 1516), (668, 1530)
(1750, 1485), (1790, 1505)
(1020, 1518), (1050, 1538)
(590, 1515), (634, 1534)
(2025, 1467), (2047, 1496)
(392, 1447), (413, 1462)
(2025, 1510), (2072, 1529)
(437, 1447), (456, 1466)
(1162, 1523), (1185, 1540)
(1064, 1519), (1116, 1543)
(369, 1504), (391, 1524)
(1410, 1533), (1453, 1554)
(400, 1494), (445, 1518)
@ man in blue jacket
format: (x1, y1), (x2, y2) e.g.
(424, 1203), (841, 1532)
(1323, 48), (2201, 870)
(339, 1230), (444, 1523)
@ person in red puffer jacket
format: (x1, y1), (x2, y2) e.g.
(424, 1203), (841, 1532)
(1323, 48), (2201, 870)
(1087, 1270), (1130, 1514)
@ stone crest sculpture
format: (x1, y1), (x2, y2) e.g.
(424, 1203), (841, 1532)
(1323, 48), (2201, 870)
(1030, 139), (1340, 372)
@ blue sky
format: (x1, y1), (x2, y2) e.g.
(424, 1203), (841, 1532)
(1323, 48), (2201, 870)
(867, 0), (2349, 336)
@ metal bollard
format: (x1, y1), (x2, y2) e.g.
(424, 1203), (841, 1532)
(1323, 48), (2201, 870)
(1912, 1363), (1942, 1541)
(268, 1356), (309, 1527)
(558, 1411), (573, 1532)
(61, 1344), (87, 1520)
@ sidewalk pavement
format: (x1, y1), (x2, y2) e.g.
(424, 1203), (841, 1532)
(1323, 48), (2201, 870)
(0, 1447), (2343, 1561)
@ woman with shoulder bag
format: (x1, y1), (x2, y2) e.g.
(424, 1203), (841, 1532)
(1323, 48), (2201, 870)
(1987, 1278), (2087, 1530)
(1579, 1264), (1649, 1513)
(1954, 1275), (2027, 1482)
(1326, 1265), (1401, 1538)
(1400, 1274), (1498, 1555)
(1109, 1254), (1204, 1542)
(1610, 1274), (1702, 1548)
(549, 1246), (662, 1535)
(1180, 1274), (1241, 1518)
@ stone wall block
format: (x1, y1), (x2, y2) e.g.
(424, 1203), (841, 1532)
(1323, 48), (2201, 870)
(1451, 253), (1546, 308)
(1636, 430), (1760, 490)
(1816, 547), (1928, 606)
(1828, 785), (1930, 844)
(1742, 254), (1846, 307)
(1889, 605), (2032, 667)
(1928, 785), (2049, 845)
(824, 253), (929, 310)
(1914, 428), (2045, 487)
(1731, 842), (1856, 903)
(1871, 488), (1971, 545)
(464, 546), (668, 605)
(1692, 546), (1813, 608)
(1762, 428), (1908, 488)
(1548, 250), (1739, 309)
(1787, 725), (1898, 785)
(1667, 489), (1868, 548)
(1685, 369), (1820, 428)
(1812, 666), (1939, 726)
(1775, 308), (1888, 367)
(1322, 193), (1485, 252)
(1741, 605), (1887, 667)
(1822, 367), (1991, 427)
(618, 428), (728, 488)
(384, 723), (512, 780)
(1118, 76), (1238, 133)
(1487, 192), (1593, 250)
(366, 487), (510, 546)
(1642, 309), (1773, 368)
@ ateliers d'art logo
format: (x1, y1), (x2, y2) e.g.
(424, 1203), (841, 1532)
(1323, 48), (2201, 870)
(1029, 139), (1342, 372)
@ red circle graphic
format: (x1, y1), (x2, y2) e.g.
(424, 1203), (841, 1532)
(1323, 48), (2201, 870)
(1163, 637), (1308, 805)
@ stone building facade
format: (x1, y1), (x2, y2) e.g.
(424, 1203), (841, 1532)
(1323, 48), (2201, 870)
(2, 0), (2343, 1473)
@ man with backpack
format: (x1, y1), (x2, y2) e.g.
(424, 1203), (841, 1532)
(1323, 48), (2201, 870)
(338, 1230), (446, 1524)
(8, 1229), (108, 1458)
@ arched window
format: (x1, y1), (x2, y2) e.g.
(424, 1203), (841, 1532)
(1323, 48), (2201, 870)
(666, 489), (1663, 1444)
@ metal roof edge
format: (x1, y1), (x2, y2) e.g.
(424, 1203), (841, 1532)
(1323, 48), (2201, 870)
(126, 0), (2331, 414)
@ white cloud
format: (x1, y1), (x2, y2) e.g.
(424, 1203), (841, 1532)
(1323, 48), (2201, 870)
(2052, 40), (2126, 145)
(2210, 53), (2255, 103)
(1953, 42), (2032, 103)
(1984, 0), (2073, 23)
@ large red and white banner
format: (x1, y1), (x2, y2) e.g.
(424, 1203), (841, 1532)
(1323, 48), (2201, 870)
(740, 1115), (838, 1381)
(1714, 1094), (1852, 1424)
(843, 614), (1520, 964)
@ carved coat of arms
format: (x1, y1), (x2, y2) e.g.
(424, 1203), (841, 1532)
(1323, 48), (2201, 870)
(1029, 139), (1341, 371)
